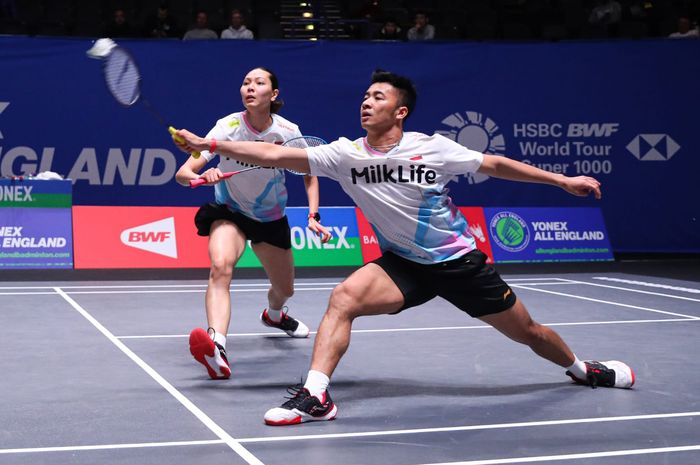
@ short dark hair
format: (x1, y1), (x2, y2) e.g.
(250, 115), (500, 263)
(256, 66), (284, 113)
(370, 69), (417, 119)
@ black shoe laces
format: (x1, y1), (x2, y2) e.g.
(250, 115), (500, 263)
(584, 362), (615, 389)
(280, 383), (309, 409)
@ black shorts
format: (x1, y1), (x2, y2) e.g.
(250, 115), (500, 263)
(194, 203), (292, 250)
(372, 249), (517, 318)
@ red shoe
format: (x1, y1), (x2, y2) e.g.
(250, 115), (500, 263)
(189, 328), (230, 379)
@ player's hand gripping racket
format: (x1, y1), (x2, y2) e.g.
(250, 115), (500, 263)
(92, 39), (200, 159)
(189, 135), (326, 187)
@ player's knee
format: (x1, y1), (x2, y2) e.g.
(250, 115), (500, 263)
(328, 282), (361, 317)
(209, 257), (233, 281)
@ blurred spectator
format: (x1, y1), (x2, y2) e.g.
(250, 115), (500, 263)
(356, 0), (385, 23)
(668, 16), (699, 38)
(142, 3), (181, 38)
(183, 10), (218, 40)
(407, 12), (435, 41)
(221, 9), (254, 39)
(103, 8), (135, 38)
(0, 0), (17, 19)
(374, 19), (403, 40)
(588, 0), (622, 26)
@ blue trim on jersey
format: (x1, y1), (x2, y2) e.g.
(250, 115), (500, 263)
(415, 188), (440, 247)
(214, 183), (243, 212)
(252, 175), (288, 220)
(374, 224), (412, 257)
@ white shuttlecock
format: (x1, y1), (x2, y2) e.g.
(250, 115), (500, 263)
(86, 38), (117, 59)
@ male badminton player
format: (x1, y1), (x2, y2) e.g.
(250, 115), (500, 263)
(173, 70), (634, 425)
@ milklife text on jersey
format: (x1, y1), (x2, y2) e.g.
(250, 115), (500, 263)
(351, 163), (437, 185)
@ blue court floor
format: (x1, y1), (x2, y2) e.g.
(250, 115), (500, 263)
(1, 262), (699, 465)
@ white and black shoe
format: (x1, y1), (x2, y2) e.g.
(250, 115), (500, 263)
(567, 360), (635, 389)
(260, 308), (309, 338)
(264, 385), (338, 426)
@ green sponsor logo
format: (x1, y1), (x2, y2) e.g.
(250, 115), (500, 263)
(0, 193), (72, 208)
(490, 211), (530, 252)
(235, 225), (363, 268)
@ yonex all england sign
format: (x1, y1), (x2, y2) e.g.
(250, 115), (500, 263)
(0, 179), (73, 269)
(484, 207), (613, 263)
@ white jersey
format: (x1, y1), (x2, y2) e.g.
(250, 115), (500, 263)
(202, 111), (303, 221)
(307, 132), (484, 264)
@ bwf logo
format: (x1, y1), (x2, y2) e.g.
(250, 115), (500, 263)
(120, 217), (177, 258)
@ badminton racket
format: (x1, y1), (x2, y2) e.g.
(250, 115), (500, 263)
(100, 43), (200, 158)
(189, 135), (326, 187)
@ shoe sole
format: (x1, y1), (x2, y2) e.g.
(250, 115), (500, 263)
(264, 404), (338, 426)
(189, 328), (230, 380)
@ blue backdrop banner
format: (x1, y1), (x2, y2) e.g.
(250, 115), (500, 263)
(0, 37), (697, 253)
(484, 207), (613, 263)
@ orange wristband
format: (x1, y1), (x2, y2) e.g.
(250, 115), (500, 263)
(209, 139), (217, 153)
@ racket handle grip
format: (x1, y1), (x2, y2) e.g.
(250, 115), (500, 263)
(189, 172), (235, 188)
(169, 126), (201, 159)
(189, 178), (207, 188)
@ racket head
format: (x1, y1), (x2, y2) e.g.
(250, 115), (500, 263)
(282, 136), (327, 175)
(102, 46), (141, 107)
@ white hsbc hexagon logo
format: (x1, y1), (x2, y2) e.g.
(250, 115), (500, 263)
(120, 217), (177, 258)
(626, 134), (680, 161)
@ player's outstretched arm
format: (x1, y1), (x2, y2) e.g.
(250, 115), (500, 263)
(173, 129), (311, 174)
(478, 154), (602, 199)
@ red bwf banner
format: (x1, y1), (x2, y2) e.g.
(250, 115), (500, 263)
(72, 206), (209, 268)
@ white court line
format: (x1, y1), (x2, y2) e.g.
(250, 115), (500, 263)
(0, 279), (565, 291)
(236, 411), (700, 443)
(557, 278), (700, 303)
(116, 317), (700, 340)
(412, 444), (700, 465)
(513, 285), (700, 320)
(504, 282), (576, 286)
(60, 287), (336, 295)
(0, 439), (224, 455)
(52, 287), (264, 465)
(4, 413), (699, 457)
(593, 277), (700, 294)
(0, 291), (62, 295)
(0, 282), (341, 290)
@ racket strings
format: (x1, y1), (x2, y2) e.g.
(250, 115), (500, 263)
(282, 136), (326, 175)
(104, 49), (140, 106)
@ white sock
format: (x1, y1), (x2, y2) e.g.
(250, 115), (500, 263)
(266, 307), (283, 322)
(304, 370), (330, 399)
(211, 330), (227, 350)
(566, 355), (587, 379)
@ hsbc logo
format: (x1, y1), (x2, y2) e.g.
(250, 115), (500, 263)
(120, 217), (178, 258)
(626, 134), (680, 161)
